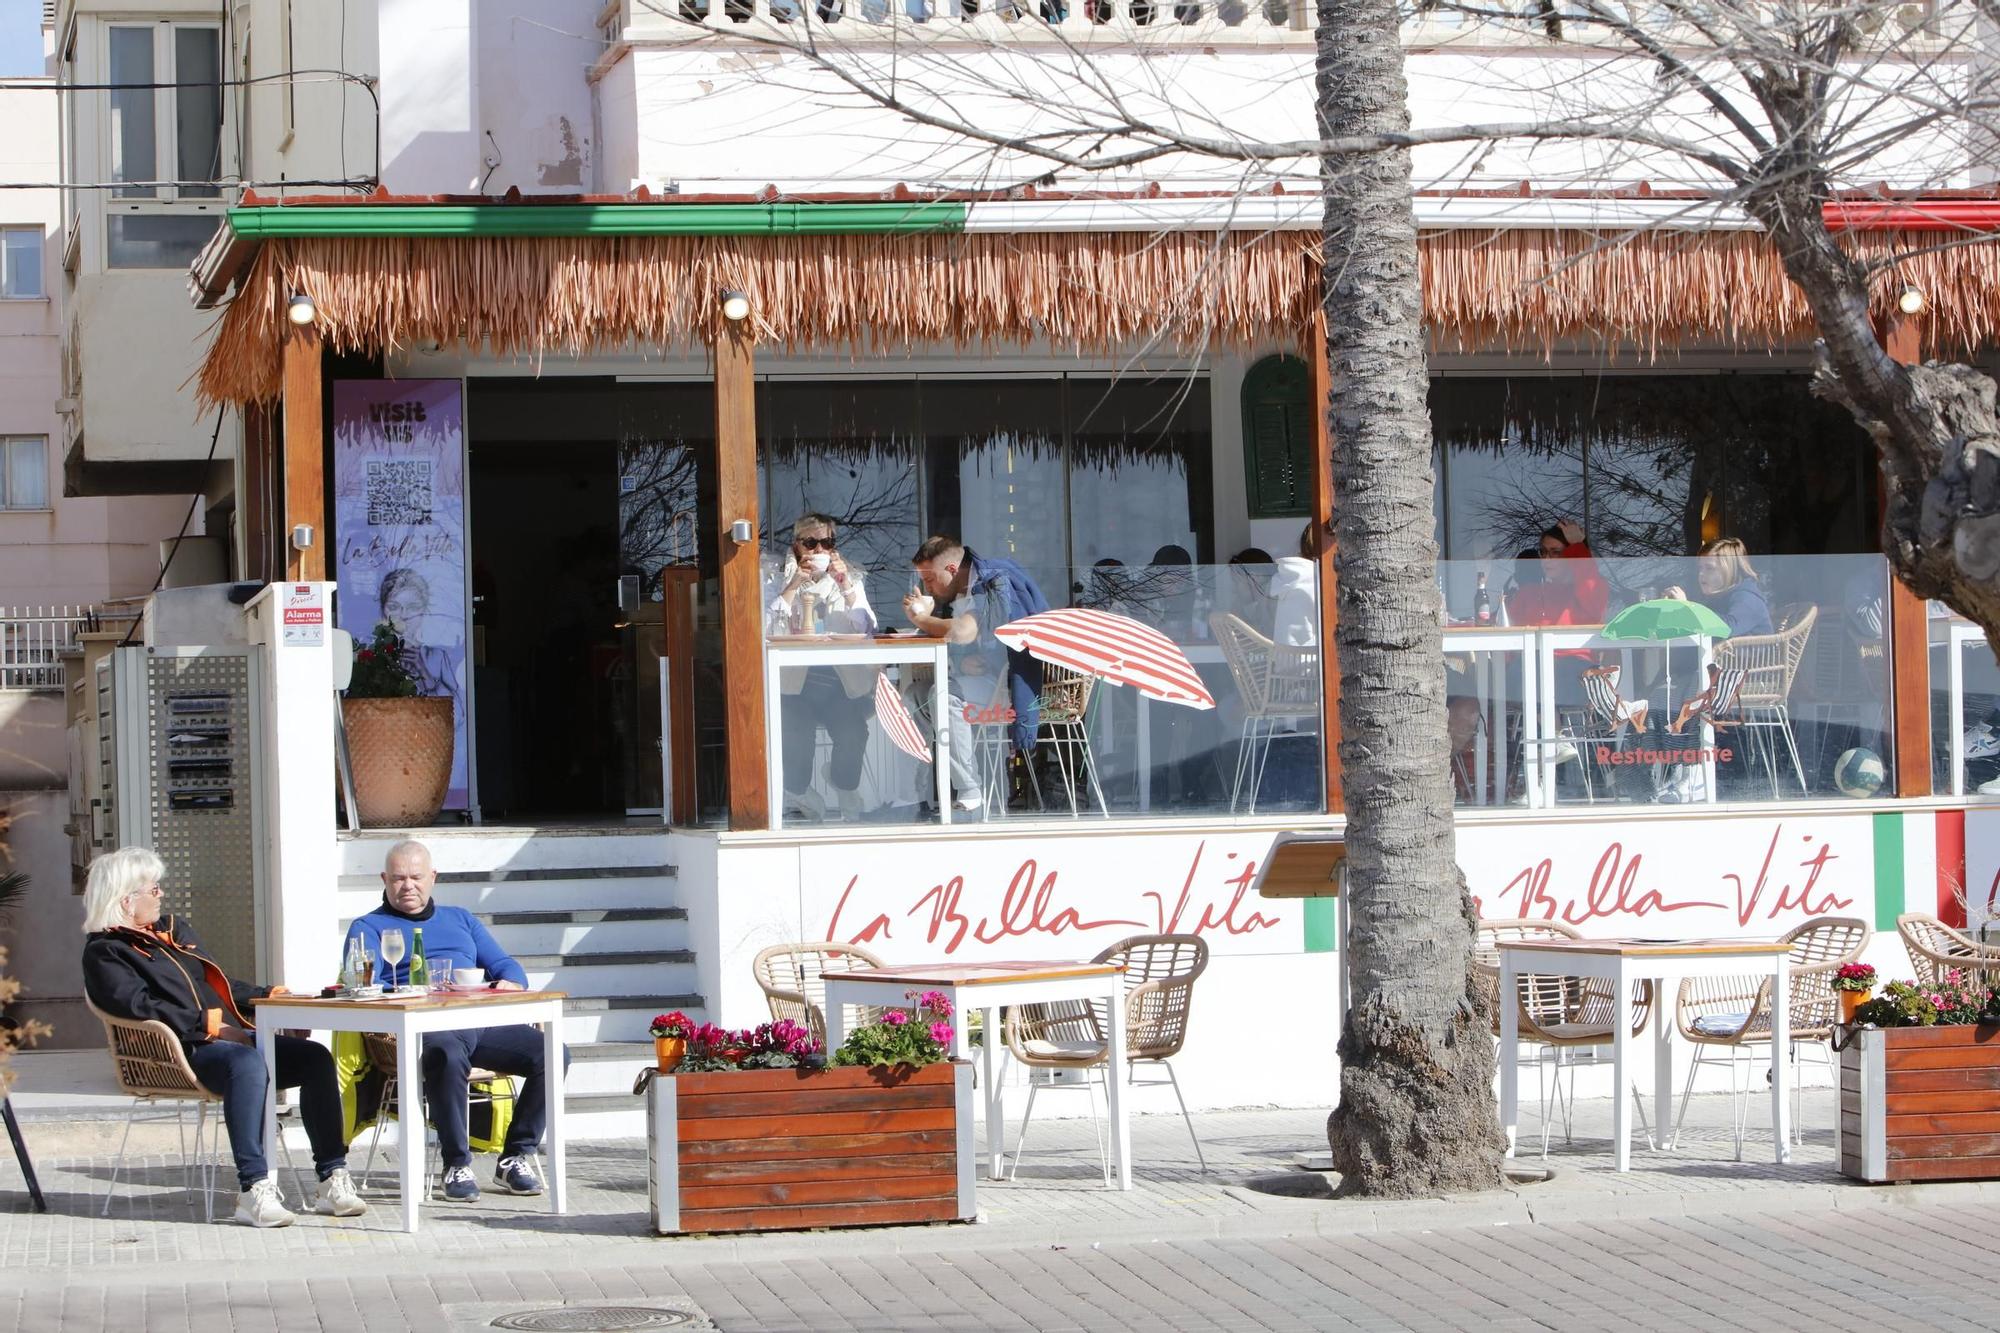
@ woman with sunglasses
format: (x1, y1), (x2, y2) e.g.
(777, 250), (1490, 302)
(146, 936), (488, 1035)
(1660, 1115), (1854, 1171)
(766, 513), (878, 820)
(80, 846), (366, 1227)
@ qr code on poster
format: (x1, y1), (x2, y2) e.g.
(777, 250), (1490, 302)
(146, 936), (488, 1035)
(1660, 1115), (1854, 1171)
(365, 460), (433, 525)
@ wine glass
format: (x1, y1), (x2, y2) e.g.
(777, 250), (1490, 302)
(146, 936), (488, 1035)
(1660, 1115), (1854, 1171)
(379, 929), (407, 988)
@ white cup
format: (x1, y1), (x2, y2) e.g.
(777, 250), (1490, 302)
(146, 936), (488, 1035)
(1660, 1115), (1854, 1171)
(908, 594), (934, 618)
(804, 552), (832, 575)
(457, 967), (486, 988)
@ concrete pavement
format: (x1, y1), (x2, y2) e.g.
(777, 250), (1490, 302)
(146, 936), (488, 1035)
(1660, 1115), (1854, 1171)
(7, 1081), (2000, 1330)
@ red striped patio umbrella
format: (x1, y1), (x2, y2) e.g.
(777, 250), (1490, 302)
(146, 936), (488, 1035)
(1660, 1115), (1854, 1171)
(874, 671), (933, 763)
(994, 607), (1215, 709)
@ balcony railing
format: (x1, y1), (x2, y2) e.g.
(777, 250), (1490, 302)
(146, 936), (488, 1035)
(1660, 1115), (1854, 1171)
(0, 605), (135, 690)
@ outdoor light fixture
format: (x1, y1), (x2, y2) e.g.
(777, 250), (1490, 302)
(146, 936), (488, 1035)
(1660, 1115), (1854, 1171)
(720, 289), (751, 322)
(1898, 284), (1927, 316)
(287, 292), (317, 326)
(729, 519), (753, 543)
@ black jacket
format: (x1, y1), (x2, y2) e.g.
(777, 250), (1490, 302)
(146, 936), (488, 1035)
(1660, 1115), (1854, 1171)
(81, 915), (272, 1048)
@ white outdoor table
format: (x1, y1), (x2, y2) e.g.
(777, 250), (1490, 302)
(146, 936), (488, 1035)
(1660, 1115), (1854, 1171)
(254, 989), (568, 1233)
(822, 961), (1132, 1189)
(1442, 625), (1539, 806)
(1498, 938), (1791, 1170)
(764, 634), (951, 827)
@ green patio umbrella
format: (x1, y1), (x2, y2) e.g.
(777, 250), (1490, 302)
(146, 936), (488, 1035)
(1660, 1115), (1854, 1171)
(1601, 598), (1733, 642)
(1599, 598), (1732, 711)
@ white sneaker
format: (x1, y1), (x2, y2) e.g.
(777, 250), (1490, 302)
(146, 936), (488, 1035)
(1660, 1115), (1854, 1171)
(232, 1176), (296, 1228)
(1979, 774), (2000, 796)
(1969, 724), (2000, 761)
(953, 792), (984, 811)
(1550, 739), (1580, 765)
(783, 788), (825, 820)
(834, 786), (864, 820)
(312, 1167), (368, 1217)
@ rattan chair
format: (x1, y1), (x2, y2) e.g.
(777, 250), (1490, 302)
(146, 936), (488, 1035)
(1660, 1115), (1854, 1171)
(354, 1032), (513, 1188)
(1211, 613), (1320, 814)
(752, 940), (886, 1048)
(1034, 662), (1109, 816)
(1671, 915), (1869, 1158)
(1003, 933), (1210, 1180)
(1712, 606), (1817, 796)
(1898, 913), (2000, 989)
(1474, 919), (1655, 1156)
(86, 998), (301, 1221)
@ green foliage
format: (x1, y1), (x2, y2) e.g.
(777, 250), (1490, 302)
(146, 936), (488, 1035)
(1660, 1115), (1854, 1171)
(0, 872), (25, 922)
(830, 989), (955, 1068)
(347, 622), (419, 699)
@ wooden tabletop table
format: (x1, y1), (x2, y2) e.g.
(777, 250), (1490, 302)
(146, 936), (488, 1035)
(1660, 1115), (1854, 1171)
(1497, 938), (1791, 1171)
(822, 961), (1133, 1189)
(252, 988), (568, 1233)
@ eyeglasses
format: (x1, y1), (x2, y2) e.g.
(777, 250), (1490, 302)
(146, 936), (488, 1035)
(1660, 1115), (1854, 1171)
(796, 535), (835, 551)
(126, 884), (164, 901)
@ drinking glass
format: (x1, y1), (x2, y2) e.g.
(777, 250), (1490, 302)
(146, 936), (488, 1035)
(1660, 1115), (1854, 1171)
(379, 929), (407, 986)
(430, 960), (454, 991)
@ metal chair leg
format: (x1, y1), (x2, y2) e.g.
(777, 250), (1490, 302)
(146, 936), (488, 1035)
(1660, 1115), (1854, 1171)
(102, 1101), (138, 1217)
(1007, 1078), (1042, 1180)
(1159, 1059), (1206, 1172)
(194, 1100), (214, 1223)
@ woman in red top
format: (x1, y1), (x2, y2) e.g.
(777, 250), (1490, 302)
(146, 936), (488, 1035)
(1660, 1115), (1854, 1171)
(1510, 520), (1608, 626)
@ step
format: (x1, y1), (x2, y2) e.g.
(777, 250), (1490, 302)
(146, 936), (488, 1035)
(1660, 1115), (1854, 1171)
(476, 909), (689, 955)
(514, 948), (695, 971)
(524, 959), (699, 999)
(560, 994), (705, 1044)
(337, 828), (675, 877)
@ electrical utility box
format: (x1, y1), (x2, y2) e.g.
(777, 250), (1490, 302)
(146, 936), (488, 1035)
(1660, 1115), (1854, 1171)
(90, 645), (267, 980)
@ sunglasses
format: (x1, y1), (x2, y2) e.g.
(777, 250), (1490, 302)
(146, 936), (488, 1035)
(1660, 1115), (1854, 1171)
(796, 535), (836, 551)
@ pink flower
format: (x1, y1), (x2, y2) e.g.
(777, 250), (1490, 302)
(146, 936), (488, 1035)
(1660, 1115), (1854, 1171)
(916, 989), (953, 1018)
(930, 1020), (954, 1045)
(881, 1009), (910, 1026)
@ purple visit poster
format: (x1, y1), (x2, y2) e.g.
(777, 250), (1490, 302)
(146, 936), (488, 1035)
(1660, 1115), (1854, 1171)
(332, 380), (471, 810)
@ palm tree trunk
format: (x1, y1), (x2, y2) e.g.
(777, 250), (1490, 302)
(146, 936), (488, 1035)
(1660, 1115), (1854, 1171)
(1317, 0), (1507, 1197)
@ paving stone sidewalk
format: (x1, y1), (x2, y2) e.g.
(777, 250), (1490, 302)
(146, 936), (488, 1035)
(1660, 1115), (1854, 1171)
(7, 1090), (2000, 1330)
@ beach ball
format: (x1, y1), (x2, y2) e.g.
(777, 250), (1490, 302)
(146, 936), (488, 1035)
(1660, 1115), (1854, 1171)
(1835, 747), (1886, 797)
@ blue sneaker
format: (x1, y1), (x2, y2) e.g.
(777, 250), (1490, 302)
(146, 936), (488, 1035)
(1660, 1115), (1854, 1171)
(440, 1164), (480, 1202)
(494, 1155), (544, 1196)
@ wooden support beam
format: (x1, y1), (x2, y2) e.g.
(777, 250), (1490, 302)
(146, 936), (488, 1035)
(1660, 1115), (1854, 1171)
(241, 403), (278, 583)
(1309, 290), (1344, 815)
(280, 326), (325, 582)
(661, 565), (701, 827)
(1882, 310), (1932, 797)
(715, 323), (770, 829)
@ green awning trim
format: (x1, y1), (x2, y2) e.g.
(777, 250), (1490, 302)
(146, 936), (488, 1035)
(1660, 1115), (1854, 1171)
(225, 202), (969, 239)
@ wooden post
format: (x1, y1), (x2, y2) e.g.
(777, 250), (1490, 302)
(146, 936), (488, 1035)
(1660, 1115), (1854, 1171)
(281, 326), (325, 582)
(1883, 310), (1932, 797)
(1309, 292), (1344, 814)
(714, 322), (769, 829)
(660, 565), (700, 826)
(241, 402), (278, 583)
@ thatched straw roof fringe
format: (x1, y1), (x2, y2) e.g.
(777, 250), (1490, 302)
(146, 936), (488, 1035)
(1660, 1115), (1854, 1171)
(199, 227), (2000, 406)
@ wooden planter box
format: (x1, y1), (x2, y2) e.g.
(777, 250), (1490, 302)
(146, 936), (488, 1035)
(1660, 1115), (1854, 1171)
(1838, 1024), (2000, 1182)
(646, 1061), (976, 1235)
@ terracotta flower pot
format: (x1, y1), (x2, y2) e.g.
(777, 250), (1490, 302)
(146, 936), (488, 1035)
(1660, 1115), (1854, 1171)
(1840, 989), (1871, 1023)
(654, 1036), (686, 1072)
(342, 696), (454, 828)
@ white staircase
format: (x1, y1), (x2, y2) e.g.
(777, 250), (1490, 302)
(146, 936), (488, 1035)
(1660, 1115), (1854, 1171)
(336, 827), (696, 1139)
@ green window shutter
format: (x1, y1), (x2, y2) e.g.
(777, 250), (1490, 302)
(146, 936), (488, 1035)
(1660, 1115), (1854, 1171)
(1242, 355), (1312, 519)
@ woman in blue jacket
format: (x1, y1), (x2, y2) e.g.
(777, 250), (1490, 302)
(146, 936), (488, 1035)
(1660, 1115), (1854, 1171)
(1666, 537), (1773, 637)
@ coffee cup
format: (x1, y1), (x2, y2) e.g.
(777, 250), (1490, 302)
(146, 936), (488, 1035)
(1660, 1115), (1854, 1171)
(457, 967), (486, 988)
(804, 552), (832, 575)
(907, 594), (934, 618)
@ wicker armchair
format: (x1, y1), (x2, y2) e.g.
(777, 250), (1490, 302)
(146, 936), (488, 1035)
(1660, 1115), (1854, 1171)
(1898, 913), (2000, 989)
(1474, 919), (1655, 1155)
(1034, 662), (1108, 816)
(1671, 915), (1870, 1157)
(1712, 606), (1817, 796)
(752, 940), (885, 1048)
(86, 998), (227, 1220)
(1004, 933), (1211, 1179)
(1212, 613), (1320, 814)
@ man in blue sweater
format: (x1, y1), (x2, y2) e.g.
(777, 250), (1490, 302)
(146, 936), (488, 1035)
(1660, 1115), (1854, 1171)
(343, 839), (565, 1202)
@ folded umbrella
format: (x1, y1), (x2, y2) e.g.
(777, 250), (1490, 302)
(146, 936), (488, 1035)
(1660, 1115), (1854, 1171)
(994, 607), (1216, 709)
